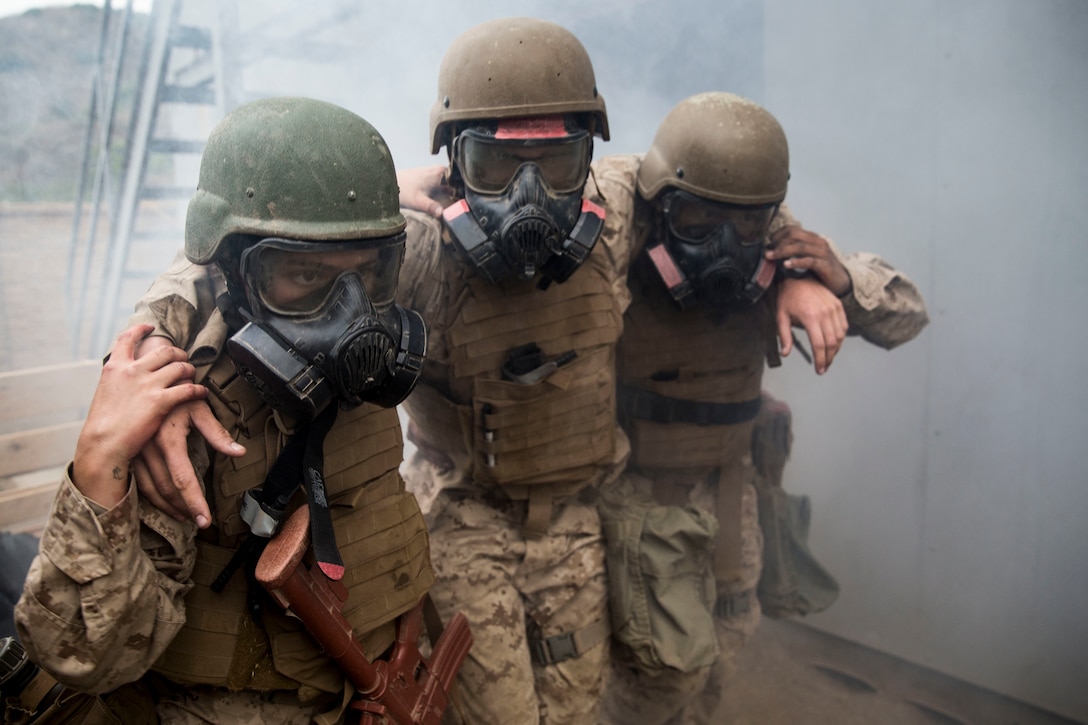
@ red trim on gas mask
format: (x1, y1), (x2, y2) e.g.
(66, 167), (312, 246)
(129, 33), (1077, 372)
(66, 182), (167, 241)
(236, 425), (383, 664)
(755, 257), (777, 289)
(647, 244), (685, 289)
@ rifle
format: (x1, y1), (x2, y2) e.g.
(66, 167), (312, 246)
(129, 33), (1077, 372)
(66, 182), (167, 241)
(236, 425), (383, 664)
(255, 505), (472, 724)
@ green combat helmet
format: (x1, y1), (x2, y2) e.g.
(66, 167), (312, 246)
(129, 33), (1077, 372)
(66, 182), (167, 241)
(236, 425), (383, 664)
(185, 96), (405, 265)
(186, 97), (425, 417)
(428, 16), (609, 154)
(637, 91), (789, 205)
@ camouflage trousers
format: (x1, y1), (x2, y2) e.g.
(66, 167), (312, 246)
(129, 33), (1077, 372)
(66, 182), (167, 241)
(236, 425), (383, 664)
(408, 461), (609, 725)
(600, 478), (763, 725)
(2, 678), (334, 725)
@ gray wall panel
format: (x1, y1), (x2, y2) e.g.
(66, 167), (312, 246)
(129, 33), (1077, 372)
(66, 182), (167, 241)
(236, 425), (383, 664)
(765, 0), (1088, 718)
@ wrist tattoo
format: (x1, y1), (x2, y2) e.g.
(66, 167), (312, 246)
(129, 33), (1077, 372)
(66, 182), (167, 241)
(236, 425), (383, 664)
(112, 465), (127, 481)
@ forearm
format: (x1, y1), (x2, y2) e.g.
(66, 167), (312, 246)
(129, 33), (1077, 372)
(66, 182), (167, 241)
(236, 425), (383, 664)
(767, 205), (928, 350)
(836, 249), (929, 349)
(14, 470), (196, 693)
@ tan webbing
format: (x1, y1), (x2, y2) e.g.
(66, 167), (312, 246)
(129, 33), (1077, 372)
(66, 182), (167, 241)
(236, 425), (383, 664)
(154, 355), (434, 692)
(472, 345), (616, 487)
(524, 487), (554, 539)
(619, 283), (773, 585)
(713, 459), (747, 583)
(153, 538), (294, 689)
(405, 220), (625, 533)
(450, 262), (620, 380)
(17, 669), (61, 713)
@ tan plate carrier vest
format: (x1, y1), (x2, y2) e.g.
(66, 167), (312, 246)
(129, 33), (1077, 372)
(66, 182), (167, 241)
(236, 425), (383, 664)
(402, 237), (622, 533)
(151, 354), (434, 695)
(618, 272), (779, 582)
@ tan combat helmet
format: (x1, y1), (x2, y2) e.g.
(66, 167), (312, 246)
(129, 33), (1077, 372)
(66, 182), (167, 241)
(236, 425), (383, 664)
(637, 92), (789, 206)
(428, 17), (609, 154)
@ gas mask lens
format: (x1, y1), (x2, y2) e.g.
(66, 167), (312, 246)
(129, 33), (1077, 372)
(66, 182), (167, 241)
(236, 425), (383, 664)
(664, 191), (777, 245)
(242, 236), (404, 316)
(455, 128), (591, 195)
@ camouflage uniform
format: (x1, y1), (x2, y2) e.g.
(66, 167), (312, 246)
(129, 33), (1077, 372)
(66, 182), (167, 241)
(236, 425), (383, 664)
(58, 187), (638, 724)
(15, 297), (434, 725)
(591, 155), (928, 725)
(396, 209), (633, 724)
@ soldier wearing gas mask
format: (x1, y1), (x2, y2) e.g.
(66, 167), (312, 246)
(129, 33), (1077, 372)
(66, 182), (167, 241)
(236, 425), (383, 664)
(390, 18), (633, 725)
(592, 93), (929, 724)
(440, 114), (605, 286)
(119, 18), (633, 725)
(15, 97), (435, 724)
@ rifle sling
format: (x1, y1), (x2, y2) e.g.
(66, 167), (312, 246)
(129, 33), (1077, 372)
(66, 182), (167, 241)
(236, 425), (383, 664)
(215, 405), (344, 588)
(303, 404), (343, 580)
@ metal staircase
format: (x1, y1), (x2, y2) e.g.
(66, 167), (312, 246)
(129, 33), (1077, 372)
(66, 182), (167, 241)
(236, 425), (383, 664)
(66, 0), (364, 358)
(68, 0), (239, 357)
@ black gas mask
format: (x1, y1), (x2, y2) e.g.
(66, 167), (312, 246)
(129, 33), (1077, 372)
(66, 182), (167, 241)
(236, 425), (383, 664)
(226, 236), (425, 417)
(646, 190), (779, 312)
(443, 118), (604, 287)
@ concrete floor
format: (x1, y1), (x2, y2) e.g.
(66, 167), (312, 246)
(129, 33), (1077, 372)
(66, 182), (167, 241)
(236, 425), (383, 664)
(718, 618), (1080, 725)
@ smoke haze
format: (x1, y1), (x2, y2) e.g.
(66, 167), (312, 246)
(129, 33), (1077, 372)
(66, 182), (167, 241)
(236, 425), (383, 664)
(1, 0), (1086, 720)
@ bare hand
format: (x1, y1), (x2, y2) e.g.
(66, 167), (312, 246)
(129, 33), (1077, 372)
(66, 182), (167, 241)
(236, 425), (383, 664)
(133, 400), (245, 527)
(776, 276), (848, 375)
(73, 325), (207, 508)
(767, 225), (853, 297)
(397, 164), (454, 218)
(131, 336), (245, 528)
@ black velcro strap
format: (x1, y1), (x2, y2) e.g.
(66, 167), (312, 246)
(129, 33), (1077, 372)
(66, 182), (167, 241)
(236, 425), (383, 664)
(444, 200), (507, 284)
(714, 589), (756, 619)
(529, 617), (610, 666)
(618, 384), (762, 427)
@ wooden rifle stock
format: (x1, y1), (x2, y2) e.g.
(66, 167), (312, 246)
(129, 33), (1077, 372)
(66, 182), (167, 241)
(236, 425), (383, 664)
(255, 506), (472, 724)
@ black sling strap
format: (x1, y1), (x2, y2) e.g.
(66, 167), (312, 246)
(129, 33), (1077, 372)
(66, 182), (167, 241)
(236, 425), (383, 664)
(213, 404), (343, 591)
(302, 404), (343, 580)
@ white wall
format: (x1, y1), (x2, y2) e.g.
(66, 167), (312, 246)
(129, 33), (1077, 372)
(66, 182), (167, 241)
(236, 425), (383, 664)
(763, 1), (1088, 720)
